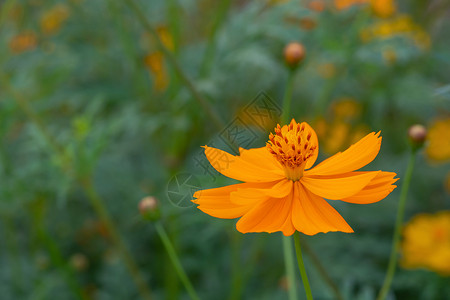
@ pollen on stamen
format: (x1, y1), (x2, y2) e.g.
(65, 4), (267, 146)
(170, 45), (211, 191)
(266, 119), (318, 181)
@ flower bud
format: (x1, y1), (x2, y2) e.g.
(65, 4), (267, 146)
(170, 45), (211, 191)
(408, 124), (427, 150)
(139, 196), (161, 221)
(284, 42), (306, 69)
(70, 253), (89, 271)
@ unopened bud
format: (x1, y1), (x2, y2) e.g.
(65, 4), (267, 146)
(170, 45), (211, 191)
(139, 196), (160, 221)
(70, 253), (89, 271)
(408, 124), (427, 150)
(284, 42), (306, 69)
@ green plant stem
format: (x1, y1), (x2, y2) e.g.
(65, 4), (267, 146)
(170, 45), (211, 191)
(123, 0), (225, 130)
(294, 233), (313, 300)
(282, 236), (298, 300)
(281, 66), (298, 300)
(281, 70), (295, 124)
(81, 178), (153, 300)
(2, 216), (24, 297)
(377, 150), (416, 300)
(228, 230), (244, 300)
(199, 0), (232, 76)
(4, 77), (154, 300)
(301, 238), (344, 300)
(1, 74), (63, 156)
(154, 221), (200, 300)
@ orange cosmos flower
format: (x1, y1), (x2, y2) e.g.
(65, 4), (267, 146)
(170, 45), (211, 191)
(193, 119), (397, 236)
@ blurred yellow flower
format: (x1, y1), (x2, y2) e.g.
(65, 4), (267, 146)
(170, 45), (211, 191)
(370, 0), (395, 18)
(315, 99), (369, 155)
(426, 118), (450, 162)
(317, 63), (336, 79)
(9, 31), (37, 54)
(361, 15), (431, 49)
(144, 26), (174, 92)
(401, 211), (450, 275)
(332, 98), (362, 120)
(40, 4), (70, 35)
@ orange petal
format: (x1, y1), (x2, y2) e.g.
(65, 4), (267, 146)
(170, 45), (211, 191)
(303, 122), (319, 170)
(291, 182), (353, 235)
(203, 146), (285, 182)
(306, 132), (382, 175)
(193, 182), (271, 219)
(340, 172), (398, 204)
(235, 191), (294, 234)
(238, 147), (284, 172)
(301, 171), (380, 200)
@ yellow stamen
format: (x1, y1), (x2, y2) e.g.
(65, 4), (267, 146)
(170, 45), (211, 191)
(267, 119), (317, 181)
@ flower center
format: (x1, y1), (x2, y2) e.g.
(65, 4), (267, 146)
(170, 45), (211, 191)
(266, 119), (317, 181)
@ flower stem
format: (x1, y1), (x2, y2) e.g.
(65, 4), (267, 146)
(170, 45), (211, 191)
(301, 238), (344, 300)
(377, 150), (416, 300)
(81, 178), (153, 300)
(294, 233), (313, 300)
(123, 0), (225, 130)
(154, 221), (200, 300)
(281, 70), (295, 124)
(3, 76), (153, 300)
(282, 236), (298, 300)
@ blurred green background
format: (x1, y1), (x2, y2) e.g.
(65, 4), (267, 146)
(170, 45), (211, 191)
(1, 0), (449, 299)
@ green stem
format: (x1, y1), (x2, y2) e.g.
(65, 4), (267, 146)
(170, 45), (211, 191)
(154, 222), (200, 300)
(228, 230), (244, 300)
(123, 0), (225, 130)
(199, 0), (232, 77)
(282, 236), (298, 300)
(4, 77), (154, 300)
(2, 216), (24, 297)
(81, 178), (153, 300)
(377, 150), (416, 300)
(301, 238), (344, 300)
(281, 70), (295, 124)
(294, 233), (313, 300)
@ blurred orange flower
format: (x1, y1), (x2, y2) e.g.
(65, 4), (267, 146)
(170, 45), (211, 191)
(401, 211), (450, 275)
(193, 119), (397, 235)
(426, 118), (450, 162)
(144, 26), (174, 92)
(9, 31), (37, 53)
(370, 0), (395, 18)
(40, 4), (70, 35)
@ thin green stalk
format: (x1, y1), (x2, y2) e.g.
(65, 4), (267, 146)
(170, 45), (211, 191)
(1, 74), (63, 156)
(123, 0), (225, 130)
(199, 0), (232, 76)
(280, 66), (298, 300)
(0, 0), (16, 30)
(81, 178), (153, 300)
(154, 221), (200, 300)
(281, 70), (295, 124)
(228, 230), (244, 300)
(301, 238), (344, 300)
(29, 199), (87, 300)
(4, 77), (154, 300)
(2, 216), (24, 297)
(282, 236), (298, 300)
(294, 233), (313, 300)
(377, 151), (416, 300)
